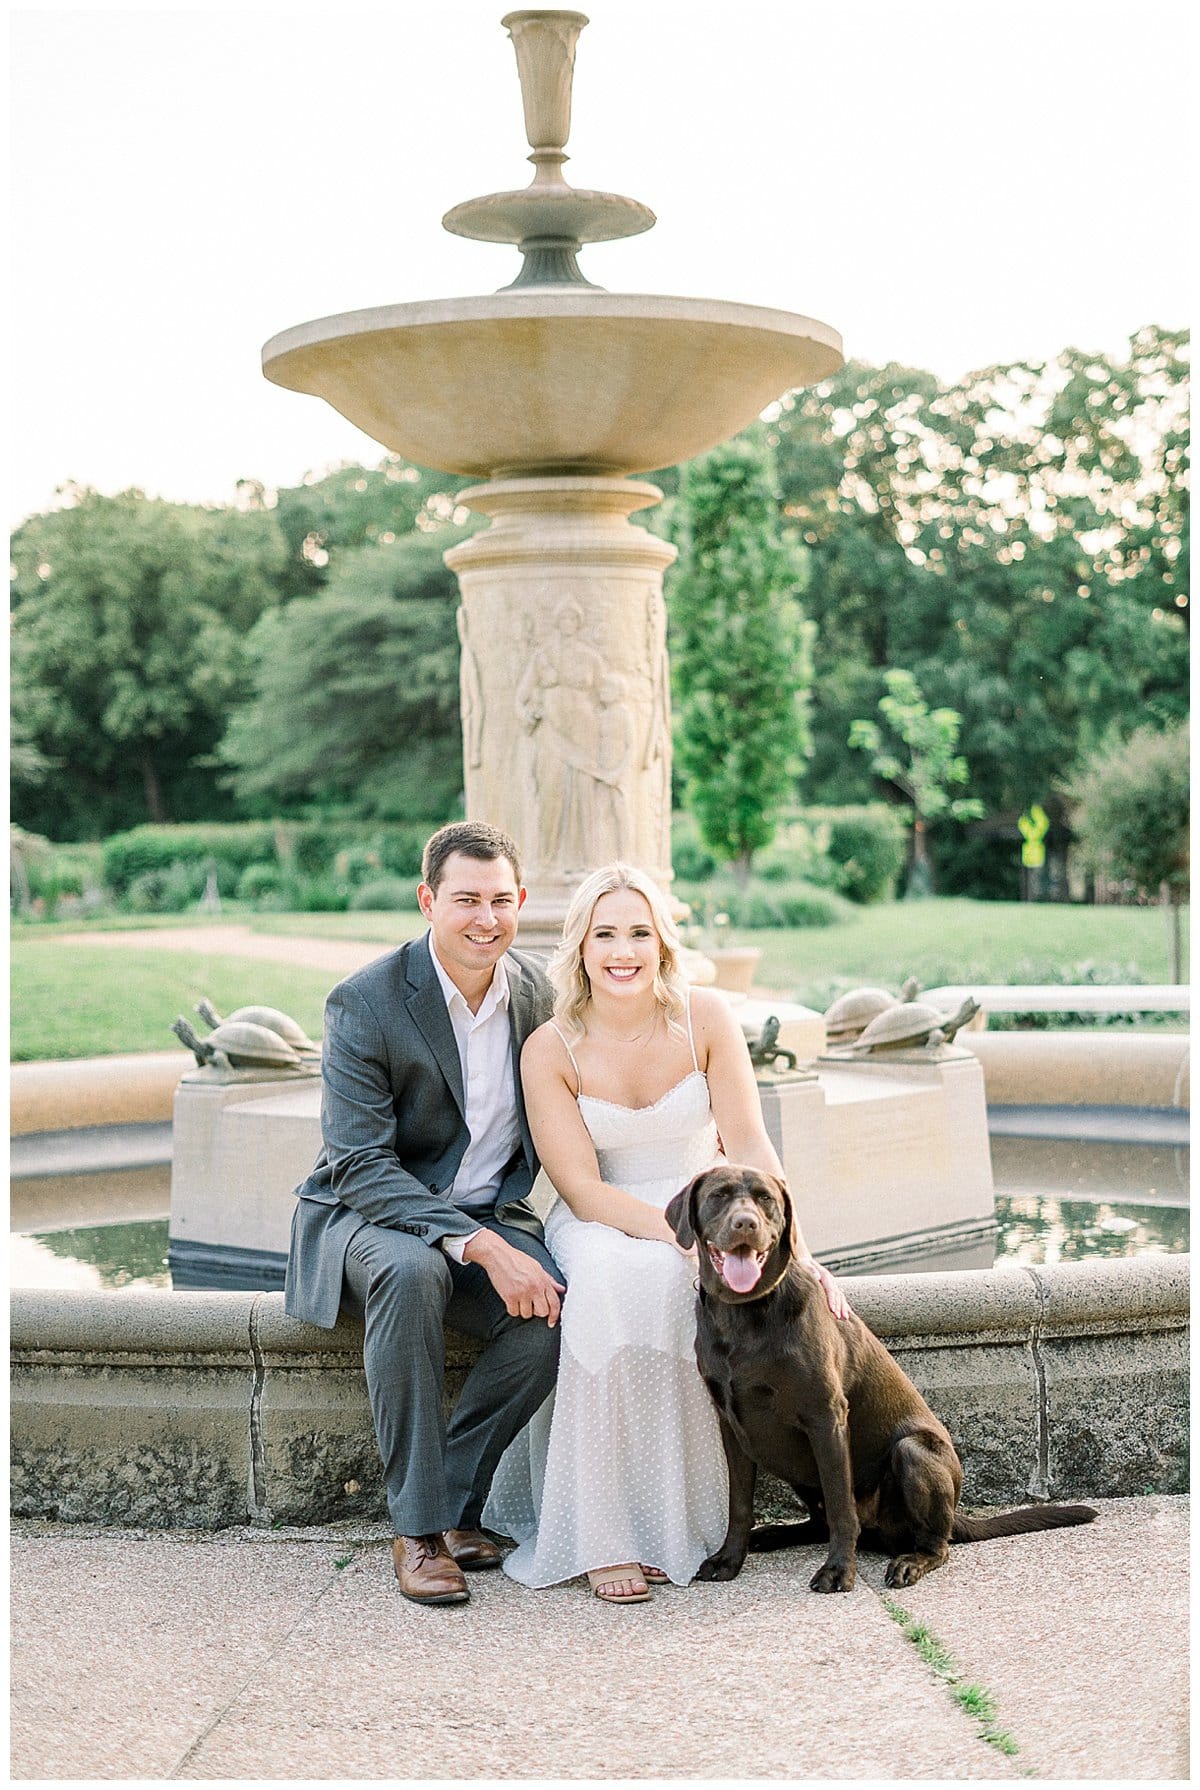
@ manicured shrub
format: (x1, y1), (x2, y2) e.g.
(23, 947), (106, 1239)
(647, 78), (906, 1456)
(674, 877), (852, 930)
(235, 863), (284, 904)
(101, 818), (442, 903)
(803, 805), (908, 904)
(125, 862), (201, 913)
(290, 821), (432, 880)
(103, 823), (278, 894)
(347, 877), (420, 912)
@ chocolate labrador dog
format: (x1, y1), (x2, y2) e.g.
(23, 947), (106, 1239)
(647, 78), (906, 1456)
(666, 1164), (1097, 1592)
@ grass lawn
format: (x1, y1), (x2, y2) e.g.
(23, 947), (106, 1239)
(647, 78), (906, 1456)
(748, 897), (1187, 1005)
(10, 897), (1186, 1060)
(10, 946), (342, 1062)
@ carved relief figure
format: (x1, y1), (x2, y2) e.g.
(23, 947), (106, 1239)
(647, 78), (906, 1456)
(516, 599), (607, 871)
(457, 606), (485, 771)
(583, 672), (634, 861)
(642, 594), (673, 863)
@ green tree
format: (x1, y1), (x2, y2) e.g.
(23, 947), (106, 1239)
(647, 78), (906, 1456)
(218, 528), (466, 820)
(768, 329), (1189, 861)
(668, 434), (815, 882)
(10, 487), (287, 838)
(264, 457), (472, 602)
(849, 669), (983, 895)
(1070, 723), (1190, 981)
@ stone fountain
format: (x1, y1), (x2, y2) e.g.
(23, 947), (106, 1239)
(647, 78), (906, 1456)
(166, 7), (993, 1289)
(262, 7), (841, 947)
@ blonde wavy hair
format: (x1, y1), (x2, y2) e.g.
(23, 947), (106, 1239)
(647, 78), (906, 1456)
(550, 863), (689, 1043)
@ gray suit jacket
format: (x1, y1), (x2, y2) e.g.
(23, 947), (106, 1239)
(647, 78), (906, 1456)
(284, 932), (553, 1329)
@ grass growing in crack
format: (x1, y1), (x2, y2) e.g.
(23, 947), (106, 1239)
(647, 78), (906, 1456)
(333, 1554), (355, 1570)
(883, 1597), (1022, 1760)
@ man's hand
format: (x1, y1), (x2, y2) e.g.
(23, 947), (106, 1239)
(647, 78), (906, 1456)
(462, 1231), (565, 1327)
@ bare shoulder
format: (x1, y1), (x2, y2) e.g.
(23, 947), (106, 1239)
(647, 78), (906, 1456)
(688, 985), (742, 1042)
(521, 1019), (581, 1100)
(521, 1018), (569, 1072)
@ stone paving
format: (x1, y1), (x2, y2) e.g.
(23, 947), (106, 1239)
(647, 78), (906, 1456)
(10, 1494), (1189, 1781)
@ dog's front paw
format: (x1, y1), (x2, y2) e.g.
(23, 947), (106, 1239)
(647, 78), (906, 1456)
(884, 1553), (935, 1588)
(697, 1550), (746, 1581)
(809, 1558), (856, 1594)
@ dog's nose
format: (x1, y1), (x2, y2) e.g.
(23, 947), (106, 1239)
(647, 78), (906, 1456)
(729, 1210), (758, 1237)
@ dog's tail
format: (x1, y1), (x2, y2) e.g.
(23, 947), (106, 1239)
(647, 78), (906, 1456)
(952, 1501), (1098, 1543)
(747, 1519), (828, 1553)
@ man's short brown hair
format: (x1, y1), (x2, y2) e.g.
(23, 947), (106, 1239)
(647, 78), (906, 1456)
(421, 822), (524, 894)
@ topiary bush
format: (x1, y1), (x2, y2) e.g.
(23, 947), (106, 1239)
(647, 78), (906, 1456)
(803, 805), (908, 904)
(347, 877), (420, 912)
(235, 862), (284, 905)
(675, 877), (852, 930)
(125, 862), (203, 913)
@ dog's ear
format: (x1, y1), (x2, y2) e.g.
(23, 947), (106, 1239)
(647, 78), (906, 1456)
(774, 1175), (798, 1260)
(666, 1173), (706, 1248)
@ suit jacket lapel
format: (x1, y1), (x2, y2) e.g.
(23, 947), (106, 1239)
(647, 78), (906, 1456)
(405, 934), (466, 1118)
(506, 953), (542, 1166)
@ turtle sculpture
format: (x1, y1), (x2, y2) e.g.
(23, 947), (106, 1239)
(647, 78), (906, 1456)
(195, 998), (320, 1060)
(171, 1014), (309, 1074)
(848, 995), (980, 1055)
(823, 976), (921, 1046)
(747, 1014), (798, 1072)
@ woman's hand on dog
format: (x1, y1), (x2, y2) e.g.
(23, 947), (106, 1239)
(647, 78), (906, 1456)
(803, 1256), (851, 1320)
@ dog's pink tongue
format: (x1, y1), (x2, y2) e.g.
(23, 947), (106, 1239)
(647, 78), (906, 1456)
(721, 1250), (763, 1293)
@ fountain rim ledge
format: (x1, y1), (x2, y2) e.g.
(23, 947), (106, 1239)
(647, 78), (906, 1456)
(261, 289), (844, 371)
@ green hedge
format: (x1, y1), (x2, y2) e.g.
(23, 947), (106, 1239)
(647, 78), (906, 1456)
(101, 820), (440, 899)
(671, 805), (907, 904)
(102, 823), (280, 893)
(675, 877), (853, 930)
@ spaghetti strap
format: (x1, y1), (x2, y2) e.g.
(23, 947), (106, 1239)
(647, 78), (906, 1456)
(684, 990), (699, 1072)
(549, 1021), (583, 1094)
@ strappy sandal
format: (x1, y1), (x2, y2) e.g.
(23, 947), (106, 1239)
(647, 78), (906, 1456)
(640, 1565), (670, 1584)
(588, 1566), (651, 1604)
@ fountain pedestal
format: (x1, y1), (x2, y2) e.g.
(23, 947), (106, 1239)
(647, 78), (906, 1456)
(445, 476), (675, 945)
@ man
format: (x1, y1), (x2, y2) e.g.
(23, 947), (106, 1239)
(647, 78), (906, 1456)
(286, 821), (564, 1606)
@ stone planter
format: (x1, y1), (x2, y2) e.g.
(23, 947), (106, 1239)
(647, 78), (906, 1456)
(708, 946), (762, 995)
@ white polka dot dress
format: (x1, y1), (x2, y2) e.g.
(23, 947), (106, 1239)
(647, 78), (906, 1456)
(483, 1053), (729, 1588)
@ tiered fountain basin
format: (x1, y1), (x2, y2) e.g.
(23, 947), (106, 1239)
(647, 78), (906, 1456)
(262, 292), (843, 477)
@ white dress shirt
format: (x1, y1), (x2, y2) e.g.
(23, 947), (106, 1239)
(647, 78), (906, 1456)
(427, 937), (521, 1261)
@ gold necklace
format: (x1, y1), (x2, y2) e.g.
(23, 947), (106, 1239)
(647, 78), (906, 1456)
(590, 1006), (660, 1047)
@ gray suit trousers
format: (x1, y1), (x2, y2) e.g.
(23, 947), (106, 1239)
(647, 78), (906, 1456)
(342, 1218), (562, 1536)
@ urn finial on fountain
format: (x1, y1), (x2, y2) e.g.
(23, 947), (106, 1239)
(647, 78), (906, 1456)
(443, 7), (655, 289)
(502, 9), (587, 162)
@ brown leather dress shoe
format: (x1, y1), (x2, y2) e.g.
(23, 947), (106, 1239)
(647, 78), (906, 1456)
(443, 1527), (504, 1571)
(392, 1534), (469, 1605)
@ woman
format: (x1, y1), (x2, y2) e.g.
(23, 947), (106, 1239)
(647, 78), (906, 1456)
(483, 864), (848, 1604)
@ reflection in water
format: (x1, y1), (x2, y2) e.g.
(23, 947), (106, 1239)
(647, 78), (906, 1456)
(9, 1199), (1189, 1290)
(993, 1196), (1189, 1267)
(17, 1219), (171, 1291)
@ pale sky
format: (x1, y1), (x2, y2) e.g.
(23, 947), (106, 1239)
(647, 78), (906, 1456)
(9, 0), (1193, 526)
